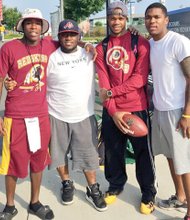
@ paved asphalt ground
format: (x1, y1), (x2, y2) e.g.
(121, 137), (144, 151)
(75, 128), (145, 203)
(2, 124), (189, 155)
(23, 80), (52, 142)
(0, 155), (185, 220)
(0, 40), (186, 220)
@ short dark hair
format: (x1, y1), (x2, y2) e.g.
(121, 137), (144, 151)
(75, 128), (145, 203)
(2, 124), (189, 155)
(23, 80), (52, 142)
(145, 2), (168, 17)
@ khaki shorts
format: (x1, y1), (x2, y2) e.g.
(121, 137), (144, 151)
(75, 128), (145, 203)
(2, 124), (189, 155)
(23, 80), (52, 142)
(152, 108), (190, 175)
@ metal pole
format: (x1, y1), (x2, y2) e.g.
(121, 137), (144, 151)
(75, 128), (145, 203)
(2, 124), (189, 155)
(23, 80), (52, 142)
(128, 1), (135, 25)
(129, 1), (132, 25)
(106, 0), (111, 36)
(60, 0), (64, 21)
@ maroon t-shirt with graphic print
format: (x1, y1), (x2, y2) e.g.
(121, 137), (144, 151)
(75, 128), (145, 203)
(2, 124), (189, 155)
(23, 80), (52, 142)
(0, 38), (58, 118)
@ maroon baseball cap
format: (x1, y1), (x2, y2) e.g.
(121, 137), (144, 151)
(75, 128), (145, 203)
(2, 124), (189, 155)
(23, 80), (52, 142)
(58, 19), (80, 34)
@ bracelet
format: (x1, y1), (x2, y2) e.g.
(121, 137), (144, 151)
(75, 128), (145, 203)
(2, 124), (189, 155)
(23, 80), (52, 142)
(182, 114), (190, 119)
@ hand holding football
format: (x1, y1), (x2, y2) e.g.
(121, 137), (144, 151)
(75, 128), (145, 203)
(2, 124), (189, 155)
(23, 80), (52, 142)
(122, 113), (148, 137)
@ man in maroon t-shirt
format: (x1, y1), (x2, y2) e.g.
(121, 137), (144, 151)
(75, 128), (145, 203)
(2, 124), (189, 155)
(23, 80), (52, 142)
(0, 8), (56, 220)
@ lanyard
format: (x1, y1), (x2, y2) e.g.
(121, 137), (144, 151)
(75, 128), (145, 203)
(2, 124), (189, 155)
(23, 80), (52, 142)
(25, 40), (43, 91)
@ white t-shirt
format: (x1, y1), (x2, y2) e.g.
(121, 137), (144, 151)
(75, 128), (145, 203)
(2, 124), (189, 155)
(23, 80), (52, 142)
(150, 31), (190, 111)
(47, 46), (95, 123)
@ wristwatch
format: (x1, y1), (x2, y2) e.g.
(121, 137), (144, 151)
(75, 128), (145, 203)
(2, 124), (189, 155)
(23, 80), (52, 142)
(106, 90), (112, 98)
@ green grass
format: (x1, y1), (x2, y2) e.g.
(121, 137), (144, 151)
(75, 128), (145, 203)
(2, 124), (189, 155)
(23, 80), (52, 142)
(5, 33), (22, 39)
(82, 36), (105, 43)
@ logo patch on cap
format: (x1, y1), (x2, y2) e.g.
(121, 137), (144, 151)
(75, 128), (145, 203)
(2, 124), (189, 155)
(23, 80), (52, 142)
(64, 22), (74, 29)
(58, 19), (80, 34)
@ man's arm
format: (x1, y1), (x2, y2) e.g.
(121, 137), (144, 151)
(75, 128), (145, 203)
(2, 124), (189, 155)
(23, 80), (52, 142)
(0, 45), (9, 136)
(0, 77), (3, 99)
(78, 41), (97, 61)
(0, 77), (6, 136)
(95, 43), (117, 116)
(177, 56), (190, 138)
(181, 56), (190, 114)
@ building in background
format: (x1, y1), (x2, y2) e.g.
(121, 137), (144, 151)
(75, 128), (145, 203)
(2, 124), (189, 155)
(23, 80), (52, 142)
(89, 11), (146, 36)
(51, 0), (190, 39)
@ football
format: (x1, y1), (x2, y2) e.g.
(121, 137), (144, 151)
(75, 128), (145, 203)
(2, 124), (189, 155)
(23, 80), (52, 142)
(122, 113), (148, 137)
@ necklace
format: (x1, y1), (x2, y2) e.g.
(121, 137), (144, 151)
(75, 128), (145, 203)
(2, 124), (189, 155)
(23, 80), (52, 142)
(24, 39), (43, 91)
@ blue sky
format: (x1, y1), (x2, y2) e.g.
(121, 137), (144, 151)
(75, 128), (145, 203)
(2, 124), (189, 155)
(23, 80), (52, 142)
(3, 0), (60, 22)
(3, 0), (190, 22)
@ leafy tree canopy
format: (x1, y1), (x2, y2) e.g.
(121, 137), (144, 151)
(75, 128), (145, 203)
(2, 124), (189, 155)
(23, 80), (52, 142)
(64, 0), (105, 22)
(95, 21), (103, 27)
(2, 6), (22, 30)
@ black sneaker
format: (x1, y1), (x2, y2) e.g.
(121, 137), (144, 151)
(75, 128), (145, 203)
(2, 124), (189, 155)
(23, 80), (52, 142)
(61, 180), (75, 205)
(86, 183), (108, 212)
(0, 207), (18, 220)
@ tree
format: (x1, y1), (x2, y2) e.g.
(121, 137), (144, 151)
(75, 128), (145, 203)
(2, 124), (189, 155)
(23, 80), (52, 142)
(2, 6), (21, 30)
(95, 21), (103, 27)
(64, 0), (105, 22)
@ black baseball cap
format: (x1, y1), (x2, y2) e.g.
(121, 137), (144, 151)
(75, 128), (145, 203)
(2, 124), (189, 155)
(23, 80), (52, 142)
(58, 19), (79, 34)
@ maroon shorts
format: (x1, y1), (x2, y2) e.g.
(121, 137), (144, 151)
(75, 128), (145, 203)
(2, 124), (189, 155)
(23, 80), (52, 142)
(0, 116), (51, 178)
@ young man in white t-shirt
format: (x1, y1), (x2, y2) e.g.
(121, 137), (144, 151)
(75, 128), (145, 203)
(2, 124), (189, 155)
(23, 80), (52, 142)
(145, 3), (190, 220)
(47, 19), (107, 212)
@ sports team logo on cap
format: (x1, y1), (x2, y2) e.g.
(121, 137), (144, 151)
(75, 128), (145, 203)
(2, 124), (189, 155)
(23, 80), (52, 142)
(58, 19), (80, 34)
(64, 22), (74, 29)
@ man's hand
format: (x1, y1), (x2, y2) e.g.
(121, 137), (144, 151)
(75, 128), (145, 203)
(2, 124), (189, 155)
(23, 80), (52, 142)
(177, 117), (190, 139)
(4, 77), (17, 92)
(127, 26), (139, 35)
(0, 117), (6, 136)
(112, 111), (134, 135)
(84, 43), (97, 61)
(99, 88), (109, 102)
